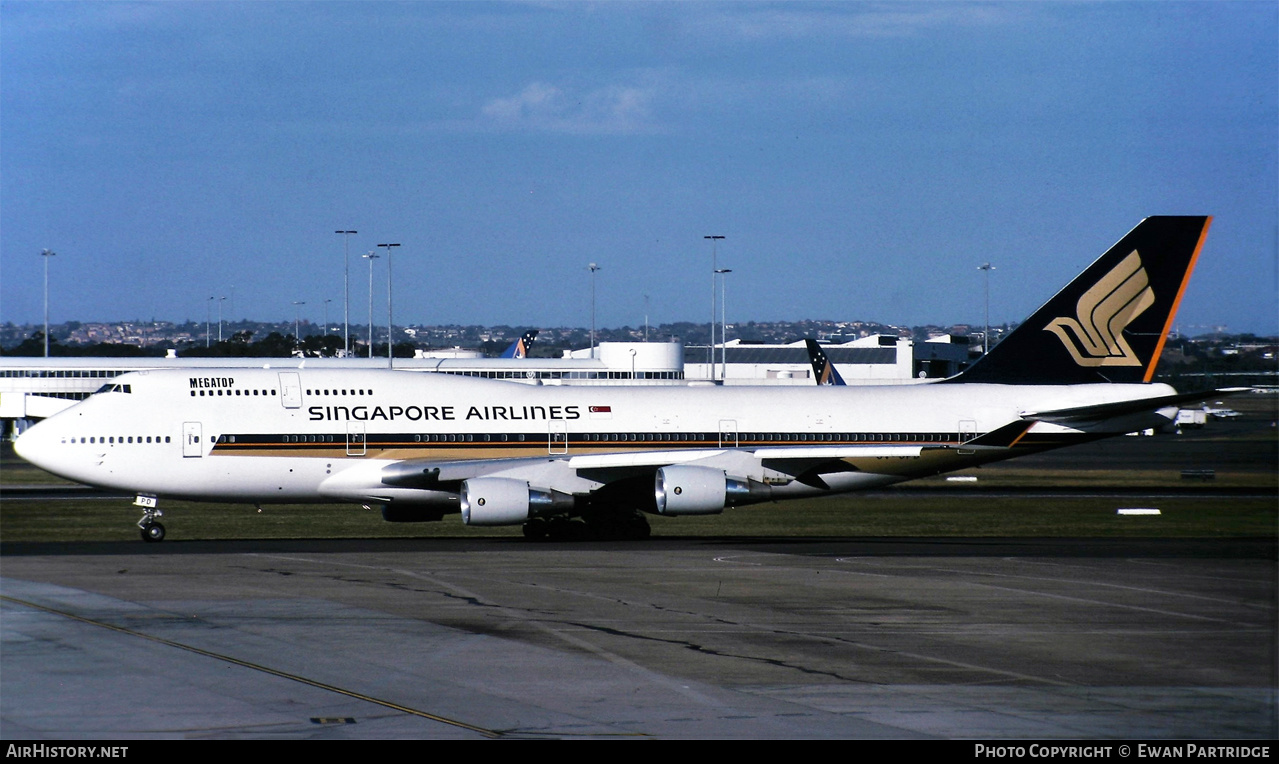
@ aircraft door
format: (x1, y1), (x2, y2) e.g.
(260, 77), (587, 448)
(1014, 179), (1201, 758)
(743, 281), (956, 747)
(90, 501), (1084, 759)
(958, 419), (977, 454)
(278, 372), (302, 409)
(182, 422), (203, 458)
(548, 420), (568, 455)
(346, 420), (367, 456)
(718, 419), (739, 448)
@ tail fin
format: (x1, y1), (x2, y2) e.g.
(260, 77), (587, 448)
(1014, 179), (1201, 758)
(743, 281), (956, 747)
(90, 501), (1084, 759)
(950, 216), (1211, 385)
(500, 330), (539, 359)
(804, 339), (847, 385)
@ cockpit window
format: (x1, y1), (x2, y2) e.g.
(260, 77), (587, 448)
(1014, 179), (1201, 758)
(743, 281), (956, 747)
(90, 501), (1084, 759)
(94, 383), (132, 395)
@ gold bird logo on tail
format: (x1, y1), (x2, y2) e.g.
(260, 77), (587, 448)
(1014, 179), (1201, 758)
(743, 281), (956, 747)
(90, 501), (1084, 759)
(1043, 251), (1154, 367)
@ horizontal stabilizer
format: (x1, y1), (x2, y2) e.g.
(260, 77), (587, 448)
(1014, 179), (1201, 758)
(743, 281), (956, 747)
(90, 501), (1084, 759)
(1022, 388), (1248, 426)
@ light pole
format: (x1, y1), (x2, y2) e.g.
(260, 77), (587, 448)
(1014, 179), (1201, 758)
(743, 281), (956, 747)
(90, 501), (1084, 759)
(336, 230), (357, 355)
(40, 249), (55, 357)
(378, 243), (401, 367)
(323, 298), (332, 340)
(218, 296), (226, 343)
(643, 293), (650, 342)
(978, 262), (995, 355)
(362, 252), (379, 358)
(206, 296), (213, 349)
(716, 268), (732, 381)
(588, 263), (601, 357)
(292, 301), (306, 349)
(704, 235), (724, 377)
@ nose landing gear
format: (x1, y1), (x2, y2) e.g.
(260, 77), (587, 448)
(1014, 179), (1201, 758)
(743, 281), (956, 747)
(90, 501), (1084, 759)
(135, 495), (165, 543)
(139, 519), (165, 542)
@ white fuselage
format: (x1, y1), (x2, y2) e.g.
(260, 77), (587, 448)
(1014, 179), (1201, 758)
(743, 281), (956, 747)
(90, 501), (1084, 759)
(15, 367), (1178, 505)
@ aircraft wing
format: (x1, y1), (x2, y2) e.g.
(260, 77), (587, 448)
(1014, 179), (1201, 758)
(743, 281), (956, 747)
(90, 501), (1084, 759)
(376, 449), (736, 490)
(343, 387), (1246, 510)
(376, 443), (926, 490)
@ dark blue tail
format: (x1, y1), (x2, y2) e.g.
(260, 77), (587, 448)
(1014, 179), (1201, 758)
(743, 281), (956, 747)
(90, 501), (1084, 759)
(499, 330), (539, 359)
(804, 339), (847, 385)
(949, 216), (1210, 385)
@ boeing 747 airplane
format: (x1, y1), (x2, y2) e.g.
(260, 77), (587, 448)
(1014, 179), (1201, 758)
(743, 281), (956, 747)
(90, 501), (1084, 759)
(16, 217), (1220, 541)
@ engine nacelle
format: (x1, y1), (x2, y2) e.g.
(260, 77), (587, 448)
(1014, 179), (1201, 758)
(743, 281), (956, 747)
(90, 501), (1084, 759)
(654, 465), (771, 516)
(460, 477), (574, 526)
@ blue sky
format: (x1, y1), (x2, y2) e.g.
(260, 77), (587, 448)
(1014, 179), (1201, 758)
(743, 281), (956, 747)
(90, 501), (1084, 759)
(2, 1), (1276, 336)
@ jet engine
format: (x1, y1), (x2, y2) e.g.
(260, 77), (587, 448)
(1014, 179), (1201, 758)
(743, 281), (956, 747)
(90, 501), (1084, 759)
(460, 477), (575, 526)
(653, 465), (771, 516)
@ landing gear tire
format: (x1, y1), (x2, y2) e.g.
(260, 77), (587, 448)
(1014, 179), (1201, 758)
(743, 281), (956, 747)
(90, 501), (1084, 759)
(546, 517), (588, 541)
(136, 503), (165, 543)
(584, 509), (651, 541)
(625, 514), (651, 540)
(140, 522), (166, 543)
(522, 518), (549, 540)
(522, 511), (651, 542)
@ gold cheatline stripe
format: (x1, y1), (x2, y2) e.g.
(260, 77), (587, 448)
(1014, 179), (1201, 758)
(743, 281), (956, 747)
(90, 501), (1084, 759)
(0, 594), (503, 738)
(215, 433), (967, 447)
(210, 434), (973, 456)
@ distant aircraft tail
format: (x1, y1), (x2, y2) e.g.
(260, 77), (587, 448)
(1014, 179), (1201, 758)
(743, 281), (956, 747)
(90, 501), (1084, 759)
(950, 216), (1211, 385)
(804, 339), (847, 385)
(500, 330), (539, 359)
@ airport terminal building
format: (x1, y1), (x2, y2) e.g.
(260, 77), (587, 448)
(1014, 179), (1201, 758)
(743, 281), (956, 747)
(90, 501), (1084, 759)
(684, 335), (972, 385)
(1, 336), (972, 437)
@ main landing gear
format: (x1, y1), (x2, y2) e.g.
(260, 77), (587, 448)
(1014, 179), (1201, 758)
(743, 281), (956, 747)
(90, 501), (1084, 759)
(521, 509), (651, 542)
(135, 495), (165, 543)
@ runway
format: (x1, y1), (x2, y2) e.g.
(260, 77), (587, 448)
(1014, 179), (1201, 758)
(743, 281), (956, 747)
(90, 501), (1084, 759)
(3, 537), (1274, 739)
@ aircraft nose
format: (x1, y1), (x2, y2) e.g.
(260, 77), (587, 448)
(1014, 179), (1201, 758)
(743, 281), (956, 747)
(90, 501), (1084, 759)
(14, 421), (55, 471)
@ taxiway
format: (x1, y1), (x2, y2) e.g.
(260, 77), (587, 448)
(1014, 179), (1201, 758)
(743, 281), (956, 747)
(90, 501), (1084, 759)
(2, 537), (1274, 739)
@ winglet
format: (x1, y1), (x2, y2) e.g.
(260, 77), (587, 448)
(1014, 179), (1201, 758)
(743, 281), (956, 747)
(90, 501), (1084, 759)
(949, 216), (1211, 385)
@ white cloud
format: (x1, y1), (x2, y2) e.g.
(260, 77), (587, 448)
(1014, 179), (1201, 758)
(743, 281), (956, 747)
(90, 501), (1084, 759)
(482, 82), (565, 121)
(481, 81), (660, 135)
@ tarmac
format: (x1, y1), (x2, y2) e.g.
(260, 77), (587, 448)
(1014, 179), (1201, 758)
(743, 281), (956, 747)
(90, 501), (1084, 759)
(3, 397), (1276, 739)
(2, 536), (1275, 739)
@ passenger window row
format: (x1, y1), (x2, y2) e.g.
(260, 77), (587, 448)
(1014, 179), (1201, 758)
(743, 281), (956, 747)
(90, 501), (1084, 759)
(305, 388), (373, 396)
(62, 436), (172, 445)
(190, 389), (276, 397)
